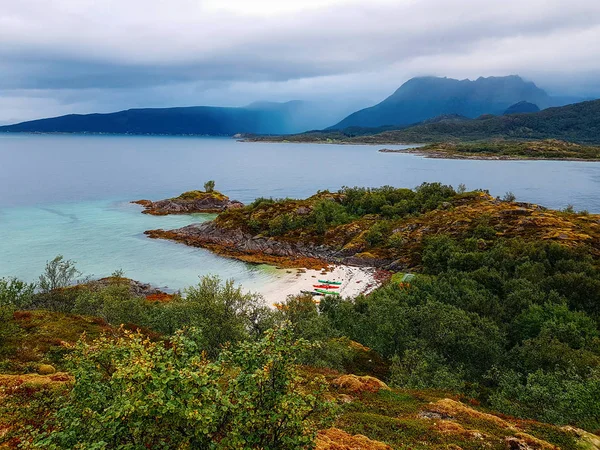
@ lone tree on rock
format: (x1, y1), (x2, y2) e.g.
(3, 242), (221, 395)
(204, 180), (216, 193)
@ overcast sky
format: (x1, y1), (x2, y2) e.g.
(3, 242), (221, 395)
(1, 0), (599, 124)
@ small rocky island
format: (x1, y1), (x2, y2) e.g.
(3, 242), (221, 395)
(133, 183), (244, 215)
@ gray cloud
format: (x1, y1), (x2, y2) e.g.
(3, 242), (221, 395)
(1, 0), (599, 123)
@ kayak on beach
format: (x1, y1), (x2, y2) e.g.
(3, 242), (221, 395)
(313, 284), (340, 289)
(318, 280), (342, 285)
(314, 289), (341, 295)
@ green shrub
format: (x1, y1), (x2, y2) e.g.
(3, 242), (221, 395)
(390, 348), (465, 391)
(0, 277), (36, 309)
(204, 180), (216, 192)
(36, 326), (333, 449)
(489, 368), (600, 430)
(38, 255), (81, 293)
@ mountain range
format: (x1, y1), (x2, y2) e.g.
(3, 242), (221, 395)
(330, 75), (560, 129)
(0, 75), (592, 137)
(0, 101), (340, 136)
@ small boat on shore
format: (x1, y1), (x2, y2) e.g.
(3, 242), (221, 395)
(318, 280), (342, 285)
(313, 284), (340, 289)
(314, 289), (340, 295)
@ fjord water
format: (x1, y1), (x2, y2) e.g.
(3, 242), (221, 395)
(1, 133), (600, 291)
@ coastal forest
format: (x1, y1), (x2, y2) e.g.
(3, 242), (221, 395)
(1, 183), (600, 449)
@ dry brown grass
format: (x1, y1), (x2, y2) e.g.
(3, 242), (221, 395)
(316, 428), (393, 450)
(331, 375), (390, 394)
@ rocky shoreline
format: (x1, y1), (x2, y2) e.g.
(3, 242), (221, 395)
(145, 221), (395, 270)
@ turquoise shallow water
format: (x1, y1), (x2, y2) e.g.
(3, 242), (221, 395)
(0, 200), (277, 292)
(1, 133), (600, 290)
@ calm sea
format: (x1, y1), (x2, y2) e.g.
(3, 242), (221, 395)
(1, 133), (599, 290)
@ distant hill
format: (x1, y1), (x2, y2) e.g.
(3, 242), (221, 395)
(331, 75), (555, 129)
(349, 99), (600, 144)
(503, 101), (540, 115)
(248, 99), (600, 145)
(0, 101), (334, 136)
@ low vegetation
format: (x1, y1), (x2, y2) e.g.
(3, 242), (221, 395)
(206, 183), (599, 269)
(383, 140), (600, 160)
(1, 182), (600, 448)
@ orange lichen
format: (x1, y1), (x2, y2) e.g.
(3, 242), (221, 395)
(331, 375), (390, 393)
(316, 428), (393, 450)
(145, 293), (174, 303)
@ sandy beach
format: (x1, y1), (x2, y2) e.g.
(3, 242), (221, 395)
(257, 265), (380, 306)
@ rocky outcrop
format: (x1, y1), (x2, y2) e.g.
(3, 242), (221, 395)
(133, 190), (243, 215)
(145, 221), (391, 269)
(85, 277), (171, 298)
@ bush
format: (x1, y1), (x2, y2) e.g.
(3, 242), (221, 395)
(0, 304), (19, 355)
(204, 180), (216, 192)
(38, 255), (81, 293)
(489, 368), (600, 430)
(390, 348), (465, 391)
(502, 191), (516, 202)
(37, 326), (333, 449)
(0, 277), (36, 309)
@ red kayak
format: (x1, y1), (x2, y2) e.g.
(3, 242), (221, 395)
(313, 284), (340, 289)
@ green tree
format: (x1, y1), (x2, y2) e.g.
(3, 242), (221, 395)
(38, 255), (81, 293)
(204, 180), (216, 193)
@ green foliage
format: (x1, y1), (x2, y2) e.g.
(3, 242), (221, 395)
(489, 368), (600, 430)
(36, 326), (333, 449)
(390, 349), (465, 391)
(179, 276), (272, 356)
(22, 275), (274, 359)
(315, 235), (600, 430)
(38, 255), (81, 293)
(340, 183), (455, 218)
(0, 278), (32, 353)
(204, 180), (216, 192)
(0, 304), (18, 355)
(234, 183), (457, 238)
(512, 302), (599, 349)
(502, 191), (516, 202)
(0, 277), (36, 309)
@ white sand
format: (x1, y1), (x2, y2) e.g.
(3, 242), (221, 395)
(257, 265), (379, 307)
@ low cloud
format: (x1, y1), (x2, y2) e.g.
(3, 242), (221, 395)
(1, 0), (599, 123)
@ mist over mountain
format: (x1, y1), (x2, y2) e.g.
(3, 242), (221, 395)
(330, 76), (561, 129)
(0, 100), (346, 136)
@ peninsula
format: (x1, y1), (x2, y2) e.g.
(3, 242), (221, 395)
(144, 184), (600, 270)
(379, 139), (600, 161)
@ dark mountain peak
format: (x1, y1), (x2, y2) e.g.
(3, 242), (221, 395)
(331, 75), (552, 129)
(503, 101), (540, 115)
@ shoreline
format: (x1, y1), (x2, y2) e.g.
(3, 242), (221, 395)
(256, 265), (381, 306)
(239, 138), (419, 146)
(378, 148), (600, 162)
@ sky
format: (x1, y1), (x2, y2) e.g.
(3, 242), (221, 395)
(1, 0), (600, 124)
